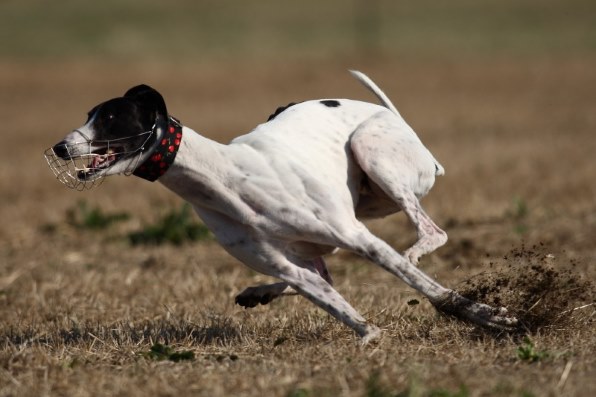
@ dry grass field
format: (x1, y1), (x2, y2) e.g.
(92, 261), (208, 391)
(1, 1), (595, 396)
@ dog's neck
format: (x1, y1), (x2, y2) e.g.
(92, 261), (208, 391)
(155, 124), (245, 216)
(133, 117), (183, 181)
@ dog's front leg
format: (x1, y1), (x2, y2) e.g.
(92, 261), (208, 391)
(236, 243), (379, 341)
(193, 208), (380, 341)
(235, 256), (334, 308)
(268, 254), (380, 343)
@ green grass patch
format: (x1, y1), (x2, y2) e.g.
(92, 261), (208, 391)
(140, 343), (195, 362)
(57, 200), (210, 245)
(286, 388), (310, 397)
(364, 371), (470, 397)
(508, 196), (529, 235)
(516, 337), (549, 363)
(66, 200), (130, 230)
(510, 196), (529, 220)
(128, 203), (210, 246)
(426, 385), (469, 397)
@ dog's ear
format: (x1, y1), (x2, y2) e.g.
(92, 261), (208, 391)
(124, 84), (168, 119)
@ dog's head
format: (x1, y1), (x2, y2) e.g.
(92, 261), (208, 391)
(45, 84), (168, 189)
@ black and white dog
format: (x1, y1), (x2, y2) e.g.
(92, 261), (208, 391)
(45, 71), (517, 342)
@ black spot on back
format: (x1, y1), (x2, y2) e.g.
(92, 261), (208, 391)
(320, 100), (341, 107)
(267, 102), (298, 121)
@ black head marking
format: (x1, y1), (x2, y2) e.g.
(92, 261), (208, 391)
(74, 85), (171, 163)
(124, 84), (168, 120)
(85, 85), (168, 141)
(267, 102), (298, 121)
(320, 100), (341, 108)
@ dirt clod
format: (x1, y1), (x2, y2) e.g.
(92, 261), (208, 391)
(456, 244), (595, 333)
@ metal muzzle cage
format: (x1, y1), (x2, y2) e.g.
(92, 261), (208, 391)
(44, 130), (154, 190)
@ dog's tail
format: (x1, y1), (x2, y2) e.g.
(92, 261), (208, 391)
(349, 70), (402, 117)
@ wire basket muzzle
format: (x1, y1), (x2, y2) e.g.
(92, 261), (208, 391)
(44, 130), (153, 190)
(44, 143), (106, 190)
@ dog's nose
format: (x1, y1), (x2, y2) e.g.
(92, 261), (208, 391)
(52, 140), (70, 159)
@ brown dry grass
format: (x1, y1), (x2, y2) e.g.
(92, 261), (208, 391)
(1, 57), (595, 396)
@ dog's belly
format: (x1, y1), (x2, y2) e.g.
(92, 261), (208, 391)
(286, 241), (337, 259)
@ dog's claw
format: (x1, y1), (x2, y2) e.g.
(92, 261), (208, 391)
(433, 291), (519, 331)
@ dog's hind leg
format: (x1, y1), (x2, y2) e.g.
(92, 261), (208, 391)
(235, 257), (333, 308)
(383, 188), (447, 265)
(351, 111), (447, 264)
(330, 222), (517, 331)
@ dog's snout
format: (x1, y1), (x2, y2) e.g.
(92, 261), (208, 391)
(52, 141), (69, 159)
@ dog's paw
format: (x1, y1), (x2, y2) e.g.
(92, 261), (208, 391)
(234, 294), (259, 308)
(235, 287), (276, 308)
(360, 325), (382, 345)
(433, 291), (519, 331)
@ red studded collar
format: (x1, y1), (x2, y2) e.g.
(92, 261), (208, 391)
(133, 116), (183, 182)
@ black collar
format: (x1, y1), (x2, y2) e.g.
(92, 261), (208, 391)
(133, 116), (183, 182)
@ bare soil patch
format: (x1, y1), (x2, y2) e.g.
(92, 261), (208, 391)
(456, 244), (595, 333)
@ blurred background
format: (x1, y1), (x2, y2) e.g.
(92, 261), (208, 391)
(2, 0), (594, 60)
(1, 0), (595, 259)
